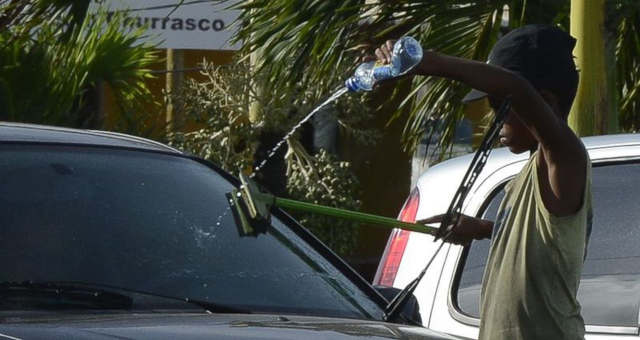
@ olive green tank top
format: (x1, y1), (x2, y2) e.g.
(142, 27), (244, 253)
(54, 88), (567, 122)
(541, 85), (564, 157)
(478, 152), (592, 340)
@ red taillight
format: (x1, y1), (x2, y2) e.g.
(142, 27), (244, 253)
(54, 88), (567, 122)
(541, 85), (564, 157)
(373, 189), (420, 286)
(398, 188), (420, 223)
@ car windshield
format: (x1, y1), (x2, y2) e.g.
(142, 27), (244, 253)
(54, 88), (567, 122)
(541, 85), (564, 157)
(0, 144), (384, 319)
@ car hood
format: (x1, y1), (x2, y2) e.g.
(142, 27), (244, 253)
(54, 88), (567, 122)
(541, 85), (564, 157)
(0, 312), (461, 340)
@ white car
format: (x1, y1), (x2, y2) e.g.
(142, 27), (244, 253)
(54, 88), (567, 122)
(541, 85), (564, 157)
(374, 133), (640, 339)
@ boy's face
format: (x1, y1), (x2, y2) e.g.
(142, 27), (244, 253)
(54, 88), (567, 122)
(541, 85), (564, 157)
(499, 111), (537, 154)
(490, 97), (537, 154)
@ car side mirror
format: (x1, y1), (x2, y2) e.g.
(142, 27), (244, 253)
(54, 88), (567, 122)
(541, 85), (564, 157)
(374, 285), (422, 325)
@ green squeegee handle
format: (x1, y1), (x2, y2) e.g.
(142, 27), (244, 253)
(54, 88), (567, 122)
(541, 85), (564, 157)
(275, 197), (437, 236)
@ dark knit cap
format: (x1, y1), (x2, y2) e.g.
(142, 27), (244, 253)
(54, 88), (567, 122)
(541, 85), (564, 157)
(463, 24), (578, 103)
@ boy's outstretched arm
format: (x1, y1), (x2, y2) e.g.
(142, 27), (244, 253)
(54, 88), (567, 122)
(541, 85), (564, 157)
(422, 51), (586, 216)
(380, 42), (587, 216)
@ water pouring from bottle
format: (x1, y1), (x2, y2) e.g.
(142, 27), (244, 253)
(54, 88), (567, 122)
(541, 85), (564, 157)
(250, 36), (422, 177)
(251, 86), (349, 177)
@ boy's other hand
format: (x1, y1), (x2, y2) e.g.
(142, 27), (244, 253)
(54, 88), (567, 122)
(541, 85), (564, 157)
(418, 214), (493, 246)
(357, 39), (416, 88)
(375, 40), (396, 65)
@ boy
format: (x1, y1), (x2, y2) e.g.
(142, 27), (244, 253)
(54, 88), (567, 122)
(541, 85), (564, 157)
(375, 25), (591, 339)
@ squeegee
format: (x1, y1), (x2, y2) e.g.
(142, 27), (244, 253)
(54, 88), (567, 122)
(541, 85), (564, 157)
(227, 173), (437, 237)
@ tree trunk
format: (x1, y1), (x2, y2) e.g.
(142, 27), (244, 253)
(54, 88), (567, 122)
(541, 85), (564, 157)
(166, 48), (184, 133)
(249, 49), (263, 123)
(569, 0), (619, 135)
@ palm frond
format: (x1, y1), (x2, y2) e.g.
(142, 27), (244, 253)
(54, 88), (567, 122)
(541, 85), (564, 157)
(616, 4), (640, 131)
(226, 0), (640, 152)
(0, 6), (159, 128)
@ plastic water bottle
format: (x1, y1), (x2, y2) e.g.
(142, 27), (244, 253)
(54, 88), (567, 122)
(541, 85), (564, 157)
(345, 36), (423, 92)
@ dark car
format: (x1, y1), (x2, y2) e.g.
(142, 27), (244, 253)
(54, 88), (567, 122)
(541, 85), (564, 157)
(0, 122), (460, 340)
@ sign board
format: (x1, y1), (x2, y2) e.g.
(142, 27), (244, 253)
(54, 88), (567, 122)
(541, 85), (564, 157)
(91, 0), (241, 50)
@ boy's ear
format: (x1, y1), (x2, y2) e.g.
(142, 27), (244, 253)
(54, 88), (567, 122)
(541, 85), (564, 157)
(538, 89), (563, 119)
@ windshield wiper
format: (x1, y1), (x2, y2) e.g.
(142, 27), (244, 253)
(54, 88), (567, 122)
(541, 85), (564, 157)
(0, 281), (133, 310)
(180, 297), (251, 314)
(0, 281), (250, 314)
(383, 97), (512, 323)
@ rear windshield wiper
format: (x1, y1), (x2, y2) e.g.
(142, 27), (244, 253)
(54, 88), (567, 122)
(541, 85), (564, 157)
(0, 281), (250, 314)
(383, 97), (512, 323)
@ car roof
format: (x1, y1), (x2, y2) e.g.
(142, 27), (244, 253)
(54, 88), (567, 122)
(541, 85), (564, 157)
(416, 133), (640, 192)
(0, 122), (181, 154)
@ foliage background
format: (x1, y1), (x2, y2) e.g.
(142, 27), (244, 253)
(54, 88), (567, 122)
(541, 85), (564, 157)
(229, 0), (640, 152)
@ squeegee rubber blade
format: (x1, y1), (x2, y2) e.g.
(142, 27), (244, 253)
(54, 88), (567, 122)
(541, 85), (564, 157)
(239, 174), (261, 220)
(226, 191), (256, 237)
(239, 173), (275, 223)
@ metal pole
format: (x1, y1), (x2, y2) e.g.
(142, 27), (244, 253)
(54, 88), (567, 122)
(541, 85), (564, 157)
(166, 48), (184, 133)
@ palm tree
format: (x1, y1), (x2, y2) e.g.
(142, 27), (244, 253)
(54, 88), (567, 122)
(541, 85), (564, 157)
(229, 0), (639, 153)
(613, 1), (640, 133)
(0, 1), (159, 131)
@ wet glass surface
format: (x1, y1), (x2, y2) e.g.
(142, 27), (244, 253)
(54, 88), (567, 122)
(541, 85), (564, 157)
(0, 144), (383, 319)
